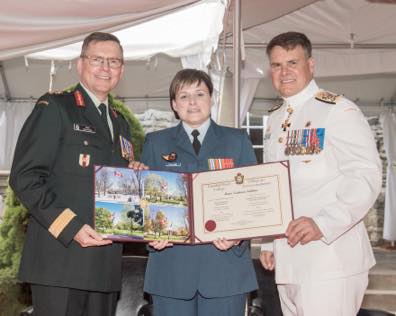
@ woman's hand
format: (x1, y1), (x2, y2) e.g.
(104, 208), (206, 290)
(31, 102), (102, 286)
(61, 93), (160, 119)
(213, 238), (240, 251)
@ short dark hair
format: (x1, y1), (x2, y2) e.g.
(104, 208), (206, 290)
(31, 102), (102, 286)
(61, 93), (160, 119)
(266, 32), (312, 59)
(80, 32), (124, 60)
(169, 69), (213, 119)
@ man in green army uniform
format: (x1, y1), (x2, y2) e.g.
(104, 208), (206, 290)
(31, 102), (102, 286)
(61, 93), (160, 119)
(9, 32), (134, 316)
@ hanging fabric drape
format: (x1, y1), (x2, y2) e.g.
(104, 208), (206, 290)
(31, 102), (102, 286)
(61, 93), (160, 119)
(0, 101), (35, 170)
(380, 110), (396, 241)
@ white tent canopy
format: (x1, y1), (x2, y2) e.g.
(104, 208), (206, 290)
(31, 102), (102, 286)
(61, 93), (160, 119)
(26, 0), (226, 62)
(0, 0), (201, 60)
(1, 0), (396, 171)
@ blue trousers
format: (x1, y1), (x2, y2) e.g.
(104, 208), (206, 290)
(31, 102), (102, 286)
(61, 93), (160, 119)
(152, 291), (247, 316)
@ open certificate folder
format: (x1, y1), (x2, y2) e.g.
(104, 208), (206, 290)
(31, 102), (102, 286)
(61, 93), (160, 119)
(94, 161), (294, 244)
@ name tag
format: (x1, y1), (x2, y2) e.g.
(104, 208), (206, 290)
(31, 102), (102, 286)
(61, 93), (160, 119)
(74, 123), (96, 134)
(165, 162), (182, 167)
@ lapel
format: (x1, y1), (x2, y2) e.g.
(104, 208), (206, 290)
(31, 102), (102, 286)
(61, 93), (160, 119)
(75, 84), (112, 142)
(109, 105), (120, 142)
(173, 122), (196, 157)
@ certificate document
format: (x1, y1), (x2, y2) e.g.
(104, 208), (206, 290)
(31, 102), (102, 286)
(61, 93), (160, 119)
(192, 161), (293, 242)
(93, 161), (293, 243)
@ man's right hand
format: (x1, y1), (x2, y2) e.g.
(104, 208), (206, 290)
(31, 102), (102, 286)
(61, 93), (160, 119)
(259, 250), (275, 271)
(148, 240), (173, 250)
(74, 224), (113, 247)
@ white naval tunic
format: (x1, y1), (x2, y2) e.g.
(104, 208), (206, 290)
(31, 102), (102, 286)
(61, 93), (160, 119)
(262, 80), (382, 284)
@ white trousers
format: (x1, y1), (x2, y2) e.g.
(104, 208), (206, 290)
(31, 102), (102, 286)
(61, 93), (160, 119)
(277, 272), (368, 316)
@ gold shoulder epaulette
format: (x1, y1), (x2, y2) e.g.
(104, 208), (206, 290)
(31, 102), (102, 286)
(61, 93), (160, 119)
(315, 90), (341, 104)
(268, 101), (284, 113)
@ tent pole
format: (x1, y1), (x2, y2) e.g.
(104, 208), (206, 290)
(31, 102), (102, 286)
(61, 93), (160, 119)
(233, 0), (241, 128)
(0, 62), (11, 101)
(226, 42), (396, 49)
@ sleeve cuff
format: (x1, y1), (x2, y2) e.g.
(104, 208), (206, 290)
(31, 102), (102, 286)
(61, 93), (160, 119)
(54, 211), (84, 247)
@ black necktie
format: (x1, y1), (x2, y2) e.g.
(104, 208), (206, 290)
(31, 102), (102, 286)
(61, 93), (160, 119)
(191, 129), (201, 155)
(98, 103), (111, 138)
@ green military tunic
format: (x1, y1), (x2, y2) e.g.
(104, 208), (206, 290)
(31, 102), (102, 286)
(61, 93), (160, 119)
(9, 84), (132, 291)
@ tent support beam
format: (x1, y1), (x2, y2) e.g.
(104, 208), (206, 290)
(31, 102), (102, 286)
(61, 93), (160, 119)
(0, 62), (11, 101)
(233, 0), (241, 128)
(226, 42), (396, 49)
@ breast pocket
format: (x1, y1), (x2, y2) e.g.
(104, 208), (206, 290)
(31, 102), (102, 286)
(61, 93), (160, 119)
(291, 152), (327, 181)
(56, 132), (104, 177)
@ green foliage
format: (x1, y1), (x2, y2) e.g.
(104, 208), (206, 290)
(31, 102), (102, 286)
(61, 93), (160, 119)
(0, 186), (28, 283)
(0, 185), (29, 313)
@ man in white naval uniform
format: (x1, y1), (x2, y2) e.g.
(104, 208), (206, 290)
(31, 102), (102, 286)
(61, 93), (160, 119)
(260, 32), (382, 316)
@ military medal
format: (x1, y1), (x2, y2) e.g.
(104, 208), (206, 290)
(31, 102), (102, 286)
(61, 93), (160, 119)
(119, 135), (134, 161)
(284, 131), (291, 156)
(208, 158), (234, 170)
(281, 105), (294, 132)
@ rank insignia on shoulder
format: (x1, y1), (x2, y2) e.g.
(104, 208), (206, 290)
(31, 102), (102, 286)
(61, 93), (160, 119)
(268, 101), (284, 113)
(74, 90), (85, 107)
(315, 90), (340, 104)
(162, 152), (177, 162)
(49, 90), (65, 95)
(37, 100), (49, 106)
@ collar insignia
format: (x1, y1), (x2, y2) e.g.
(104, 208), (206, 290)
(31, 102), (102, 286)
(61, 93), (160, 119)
(74, 90), (85, 107)
(268, 100), (284, 113)
(162, 152), (177, 162)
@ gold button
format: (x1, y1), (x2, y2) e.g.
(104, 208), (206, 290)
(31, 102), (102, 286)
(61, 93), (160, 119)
(83, 140), (88, 146)
(278, 137), (283, 143)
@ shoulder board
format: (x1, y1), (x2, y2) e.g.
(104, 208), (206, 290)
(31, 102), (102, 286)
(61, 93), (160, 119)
(48, 90), (68, 95)
(36, 93), (51, 106)
(268, 101), (284, 113)
(315, 90), (341, 104)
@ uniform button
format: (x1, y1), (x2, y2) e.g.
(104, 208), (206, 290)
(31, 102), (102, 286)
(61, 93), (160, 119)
(278, 137), (283, 143)
(83, 140), (88, 146)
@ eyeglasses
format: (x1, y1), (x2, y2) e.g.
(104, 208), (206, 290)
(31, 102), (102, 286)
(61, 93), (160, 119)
(81, 55), (123, 69)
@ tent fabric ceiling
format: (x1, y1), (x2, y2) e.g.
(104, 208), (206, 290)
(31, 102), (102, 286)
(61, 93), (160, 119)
(0, 0), (200, 60)
(0, 0), (395, 103)
(0, 0), (320, 61)
(27, 1), (227, 61)
(237, 0), (396, 101)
